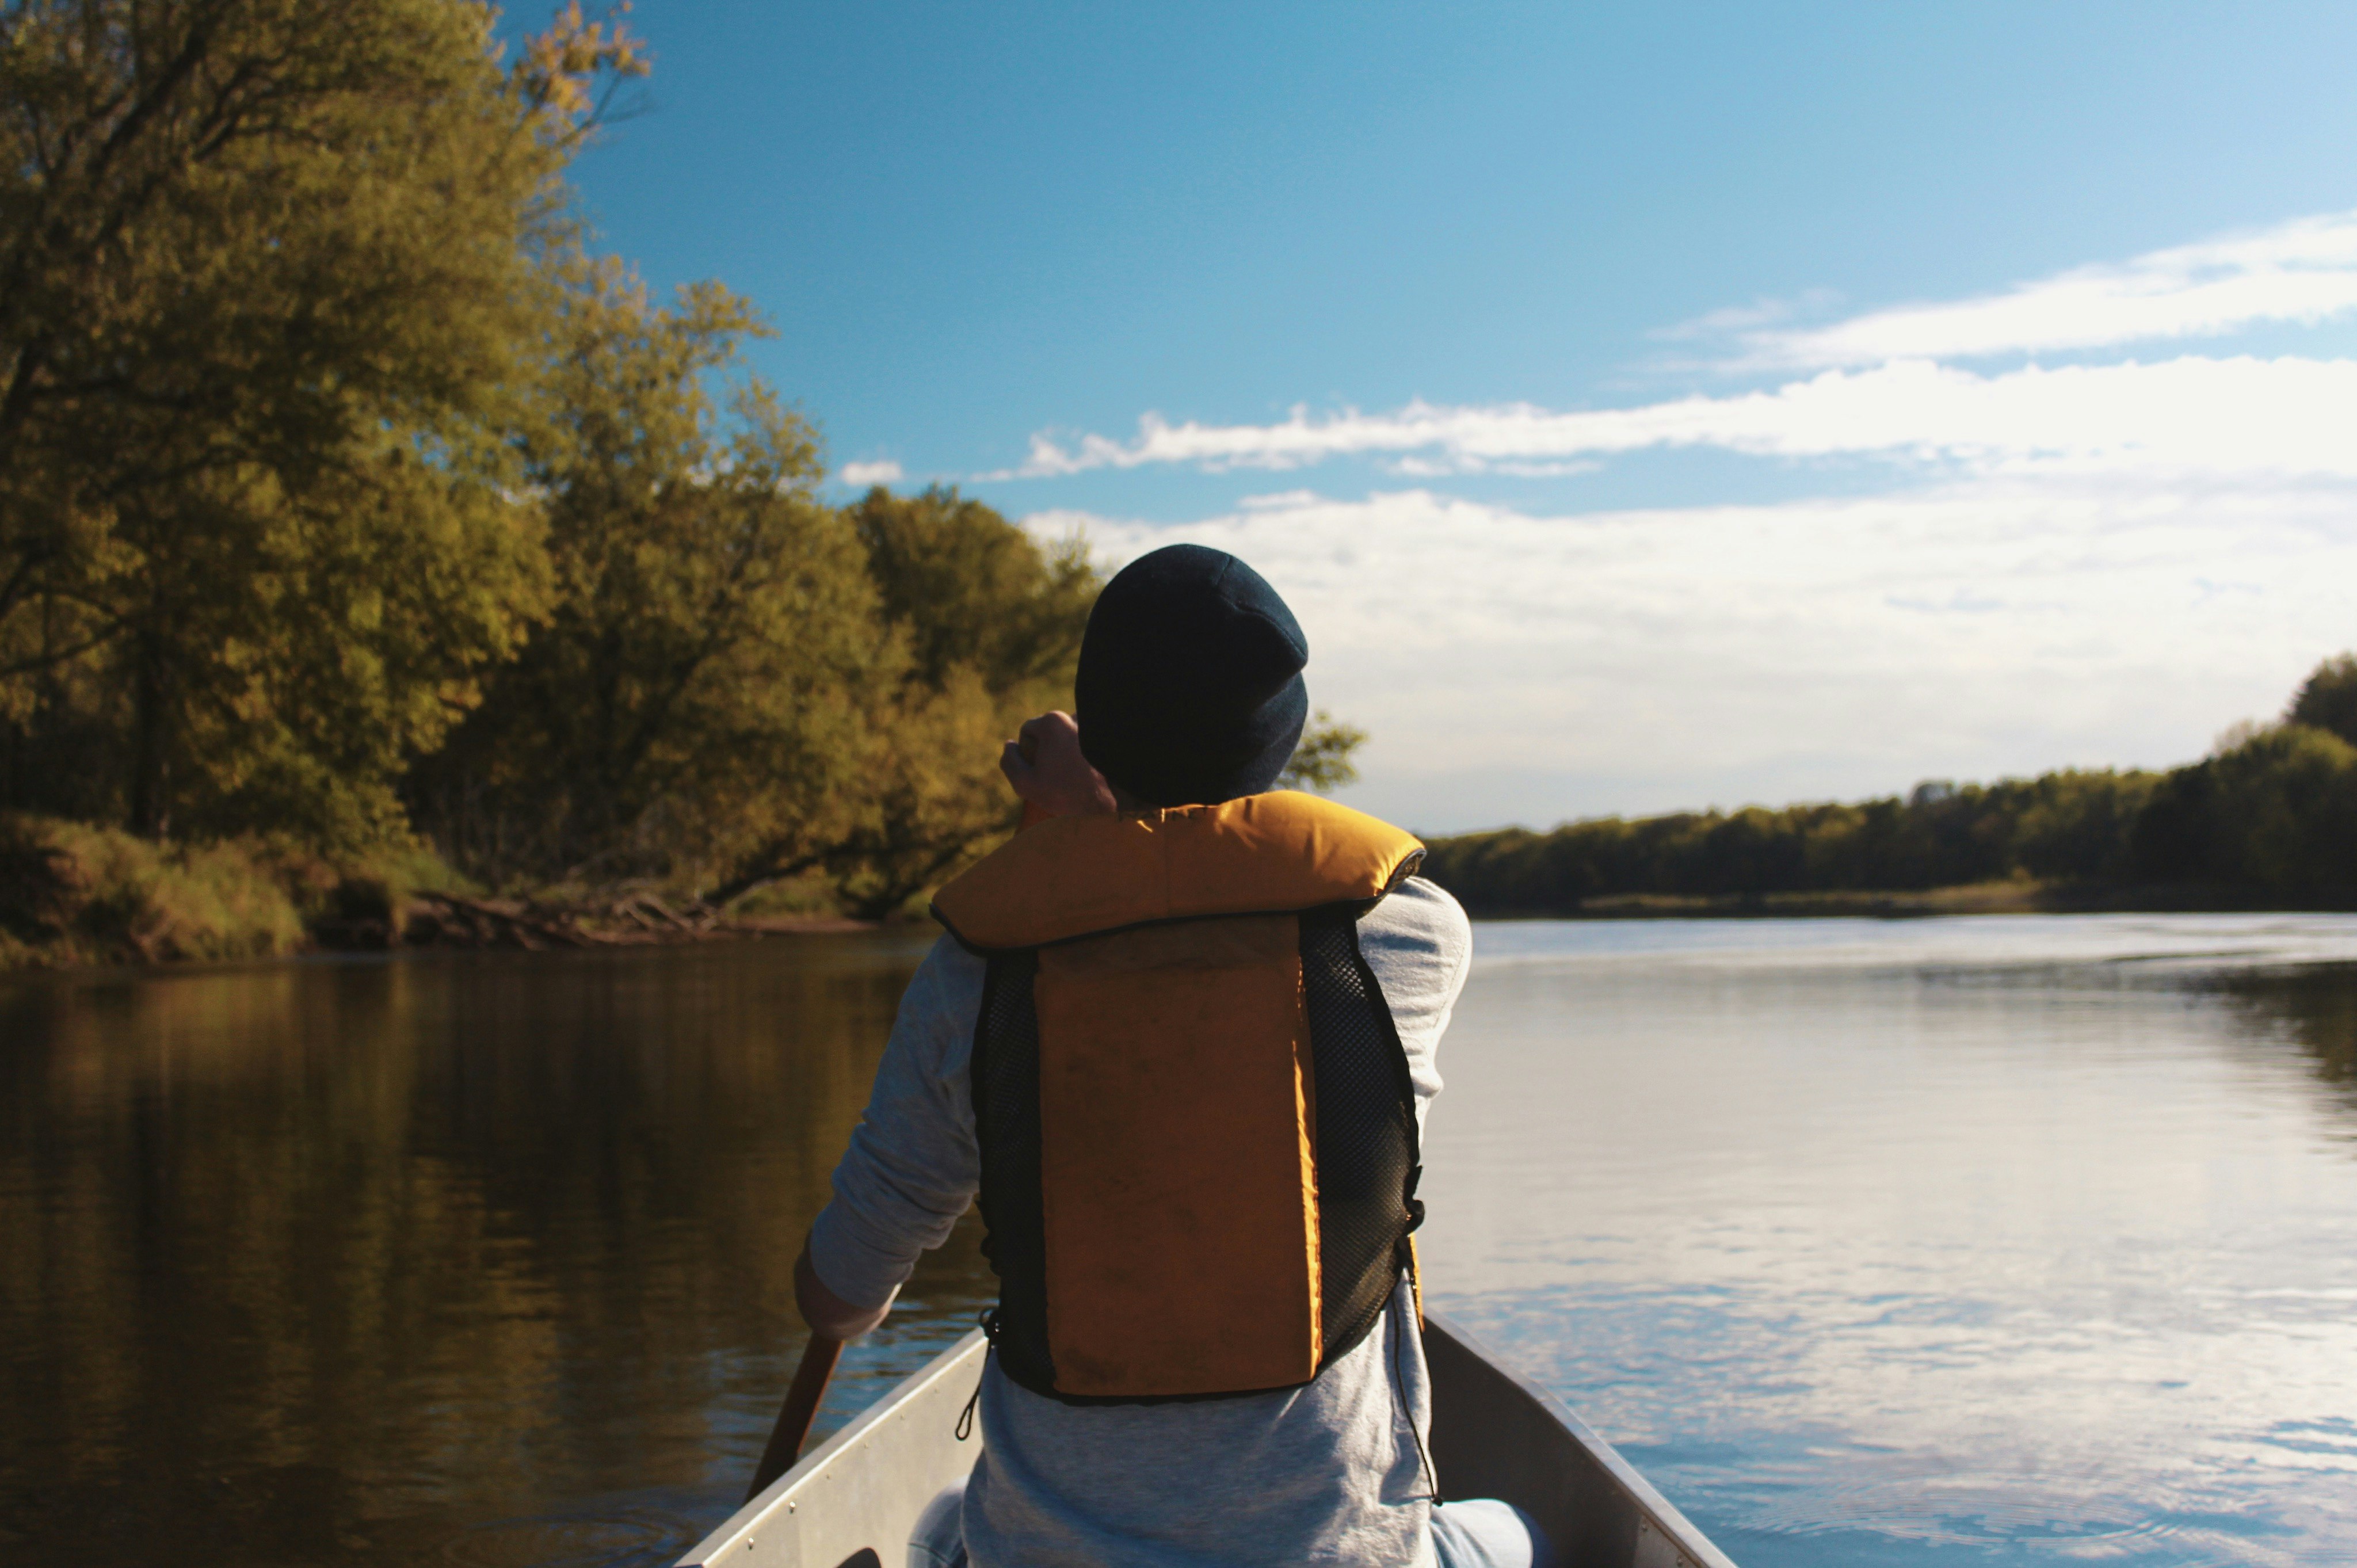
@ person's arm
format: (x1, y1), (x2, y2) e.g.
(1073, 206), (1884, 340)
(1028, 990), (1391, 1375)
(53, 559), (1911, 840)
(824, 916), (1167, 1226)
(800, 936), (989, 1334)
(1357, 876), (1474, 1127)
(795, 1239), (889, 1339)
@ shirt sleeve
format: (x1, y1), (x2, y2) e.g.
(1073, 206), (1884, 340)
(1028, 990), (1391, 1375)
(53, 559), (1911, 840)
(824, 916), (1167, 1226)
(1355, 875), (1475, 1129)
(805, 934), (988, 1311)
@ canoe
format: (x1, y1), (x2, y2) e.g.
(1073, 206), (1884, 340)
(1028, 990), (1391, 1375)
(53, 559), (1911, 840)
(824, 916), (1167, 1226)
(680, 1312), (1737, 1568)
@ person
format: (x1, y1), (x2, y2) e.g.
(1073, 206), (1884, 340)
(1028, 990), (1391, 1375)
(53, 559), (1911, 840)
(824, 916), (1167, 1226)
(795, 544), (1549, 1567)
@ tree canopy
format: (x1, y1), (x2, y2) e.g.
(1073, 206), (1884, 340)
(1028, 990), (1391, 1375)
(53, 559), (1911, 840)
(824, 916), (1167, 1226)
(403, 283), (1108, 913)
(0, 0), (644, 844)
(405, 260), (883, 890)
(2287, 654), (2357, 749)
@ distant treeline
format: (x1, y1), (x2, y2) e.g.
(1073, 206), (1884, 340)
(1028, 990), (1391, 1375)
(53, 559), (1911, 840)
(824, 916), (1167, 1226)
(1422, 657), (2357, 914)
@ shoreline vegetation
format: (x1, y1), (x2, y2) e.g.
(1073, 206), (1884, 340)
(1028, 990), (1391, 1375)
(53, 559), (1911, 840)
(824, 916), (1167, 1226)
(1, 811), (2340, 975)
(10, 648), (2357, 969)
(1455, 881), (2326, 921)
(3, 7), (2352, 971)
(0, 812), (884, 970)
(1420, 657), (2357, 922)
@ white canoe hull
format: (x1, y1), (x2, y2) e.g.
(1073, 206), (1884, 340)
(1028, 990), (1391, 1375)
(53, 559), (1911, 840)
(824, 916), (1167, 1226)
(681, 1313), (1736, 1568)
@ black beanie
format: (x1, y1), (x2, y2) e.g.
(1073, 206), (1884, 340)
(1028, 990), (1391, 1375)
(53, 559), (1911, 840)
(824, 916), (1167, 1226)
(1075, 544), (1310, 808)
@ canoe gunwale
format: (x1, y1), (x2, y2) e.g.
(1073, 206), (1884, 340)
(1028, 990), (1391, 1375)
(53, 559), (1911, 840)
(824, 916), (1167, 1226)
(680, 1315), (1740, 1568)
(678, 1329), (988, 1568)
(1422, 1311), (1738, 1568)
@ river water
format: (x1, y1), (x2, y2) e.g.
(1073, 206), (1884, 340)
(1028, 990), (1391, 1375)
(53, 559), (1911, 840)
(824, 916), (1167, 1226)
(2, 914), (2352, 1567)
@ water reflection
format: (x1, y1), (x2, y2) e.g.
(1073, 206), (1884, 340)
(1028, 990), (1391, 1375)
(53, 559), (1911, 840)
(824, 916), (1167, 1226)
(4, 917), (2356, 1567)
(1421, 915), (2357, 1568)
(0, 938), (986, 1568)
(2213, 964), (2357, 1105)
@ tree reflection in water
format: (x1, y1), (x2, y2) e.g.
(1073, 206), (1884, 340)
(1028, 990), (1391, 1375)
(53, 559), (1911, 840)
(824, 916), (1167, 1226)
(2215, 961), (2357, 1105)
(0, 937), (992, 1568)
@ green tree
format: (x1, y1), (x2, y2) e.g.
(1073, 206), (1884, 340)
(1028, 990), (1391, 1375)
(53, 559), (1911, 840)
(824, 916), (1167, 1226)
(1278, 711), (1366, 793)
(1422, 769), (2164, 913)
(2140, 723), (2357, 898)
(850, 485), (1096, 695)
(747, 487), (1101, 917)
(0, 0), (644, 845)
(406, 260), (884, 888)
(779, 666), (1023, 920)
(2006, 769), (2154, 881)
(2287, 653), (2357, 748)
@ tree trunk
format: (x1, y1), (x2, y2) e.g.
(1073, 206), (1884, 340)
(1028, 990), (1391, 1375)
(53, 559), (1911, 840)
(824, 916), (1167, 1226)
(128, 632), (171, 840)
(700, 847), (830, 913)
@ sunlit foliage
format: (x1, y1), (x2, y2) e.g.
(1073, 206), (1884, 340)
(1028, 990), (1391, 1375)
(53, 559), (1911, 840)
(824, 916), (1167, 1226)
(0, 0), (644, 846)
(852, 485), (1097, 696)
(801, 486), (1100, 917)
(399, 321), (1108, 909)
(404, 259), (884, 890)
(0, 4), (1109, 918)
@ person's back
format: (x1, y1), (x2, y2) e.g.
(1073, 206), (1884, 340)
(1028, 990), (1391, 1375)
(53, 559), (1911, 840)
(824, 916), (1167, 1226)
(794, 545), (1546, 1567)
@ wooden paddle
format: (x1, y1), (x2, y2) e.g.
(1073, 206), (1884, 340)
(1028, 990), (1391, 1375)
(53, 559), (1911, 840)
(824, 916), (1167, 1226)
(747, 1332), (845, 1502)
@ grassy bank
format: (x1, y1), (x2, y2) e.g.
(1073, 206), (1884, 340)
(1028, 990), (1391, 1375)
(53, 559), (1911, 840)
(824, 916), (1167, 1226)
(0, 815), (895, 971)
(0, 815), (470, 970)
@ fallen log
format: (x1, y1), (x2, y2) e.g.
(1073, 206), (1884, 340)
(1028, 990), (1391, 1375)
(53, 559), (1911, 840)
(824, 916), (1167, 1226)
(402, 894), (601, 951)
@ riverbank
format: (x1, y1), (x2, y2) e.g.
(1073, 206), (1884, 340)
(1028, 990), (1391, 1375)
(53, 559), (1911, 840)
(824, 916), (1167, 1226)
(0, 815), (878, 971)
(375, 892), (878, 952)
(5, 809), (2325, 971)
(1472, 877), (2311, 920)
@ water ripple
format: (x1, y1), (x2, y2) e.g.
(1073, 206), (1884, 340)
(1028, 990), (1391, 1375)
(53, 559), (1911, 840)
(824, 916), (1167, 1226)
(437, 1504), (697, 1568)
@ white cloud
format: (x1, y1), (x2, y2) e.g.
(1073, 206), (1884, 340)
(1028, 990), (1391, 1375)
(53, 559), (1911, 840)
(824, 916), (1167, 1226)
(1028, 483), (2357, 831)
(837, 459), (904, 486)
(1238, 489), (1322, 510)
(997, 213), (2357, 829)
(1003, 354), (2357, 482)
(991, 211), (2357, 487)
(1737, 210), (2357, 367)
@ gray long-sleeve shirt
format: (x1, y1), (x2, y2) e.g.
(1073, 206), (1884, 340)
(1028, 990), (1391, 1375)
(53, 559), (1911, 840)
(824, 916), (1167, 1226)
(808, 875), (1474, 1568)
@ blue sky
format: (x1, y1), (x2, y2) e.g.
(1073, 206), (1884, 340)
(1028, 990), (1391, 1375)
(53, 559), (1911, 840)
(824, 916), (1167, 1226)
(543, 2), (2357, 831)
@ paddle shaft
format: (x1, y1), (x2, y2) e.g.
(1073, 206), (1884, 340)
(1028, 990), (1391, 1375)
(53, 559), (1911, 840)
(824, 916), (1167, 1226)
(747, 1333), (844, 1502)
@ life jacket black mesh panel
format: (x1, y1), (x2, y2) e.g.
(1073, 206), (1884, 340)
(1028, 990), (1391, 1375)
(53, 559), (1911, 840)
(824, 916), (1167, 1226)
(1298, 909), (1424, 1361)
(970, 908), (1421, 1405)
(970, 947), (1058, 1394)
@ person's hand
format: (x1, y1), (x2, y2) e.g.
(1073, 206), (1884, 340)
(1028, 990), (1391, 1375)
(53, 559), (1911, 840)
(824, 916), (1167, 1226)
(1000, 711), (1117, 819)
(795, 1240), (891, 1340)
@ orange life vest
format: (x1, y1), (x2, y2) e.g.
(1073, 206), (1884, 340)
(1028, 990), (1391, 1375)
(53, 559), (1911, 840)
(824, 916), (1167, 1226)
(932, 793), (1428, 1403)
